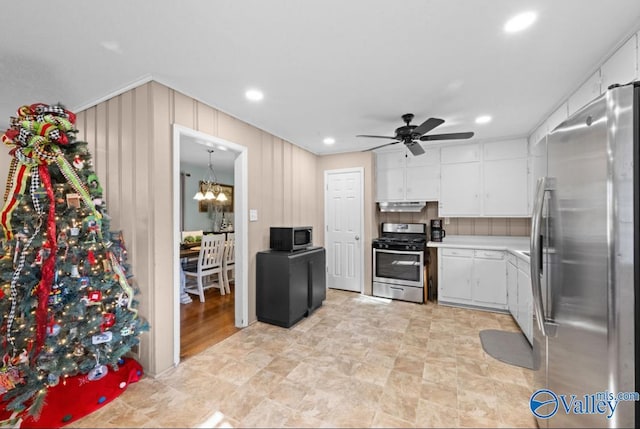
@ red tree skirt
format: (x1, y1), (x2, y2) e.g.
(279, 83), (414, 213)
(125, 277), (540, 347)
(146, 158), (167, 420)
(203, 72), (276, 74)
(0, 358), (143, 428)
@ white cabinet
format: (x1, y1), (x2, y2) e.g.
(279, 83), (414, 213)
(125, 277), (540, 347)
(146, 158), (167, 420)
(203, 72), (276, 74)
(505, 253), (533, 345)
(440, 162), (481, 216)
(440, 140), (528, 217)
(439, 248), (473, 302)
(375, 147), (439, 202)
(438, 247), (506, 311)
(568, 70), (601, 115)
(516, 258), (533, 344)
(439, 143), (481, 216)
(483, 139), (528, 216)
(601, 35), (638, 90)
(473, 250), (507, 309)
(507, 254), (518, 317)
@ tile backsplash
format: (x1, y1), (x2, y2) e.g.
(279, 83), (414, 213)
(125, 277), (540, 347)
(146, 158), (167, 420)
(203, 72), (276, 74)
(376, 202), (531, 237)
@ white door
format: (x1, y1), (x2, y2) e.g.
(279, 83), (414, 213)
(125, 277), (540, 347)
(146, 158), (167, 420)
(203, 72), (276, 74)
(325, 168), (363, 292)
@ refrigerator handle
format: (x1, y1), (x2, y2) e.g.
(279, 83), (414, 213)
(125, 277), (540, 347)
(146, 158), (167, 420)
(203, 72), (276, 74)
(531, 177), (548, 337)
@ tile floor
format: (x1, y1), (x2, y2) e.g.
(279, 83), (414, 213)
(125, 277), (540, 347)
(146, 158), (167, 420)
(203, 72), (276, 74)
(69, 290), (537, 428)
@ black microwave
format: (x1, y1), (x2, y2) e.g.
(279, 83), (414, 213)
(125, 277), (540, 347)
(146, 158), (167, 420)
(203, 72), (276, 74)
(270, 227), (313, 251)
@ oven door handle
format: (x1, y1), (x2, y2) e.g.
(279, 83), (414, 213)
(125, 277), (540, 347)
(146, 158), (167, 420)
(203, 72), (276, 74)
(373, 248), (424, 256)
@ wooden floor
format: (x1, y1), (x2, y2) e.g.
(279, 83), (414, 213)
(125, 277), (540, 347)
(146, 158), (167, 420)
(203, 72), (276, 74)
(180, 283), (239, 360)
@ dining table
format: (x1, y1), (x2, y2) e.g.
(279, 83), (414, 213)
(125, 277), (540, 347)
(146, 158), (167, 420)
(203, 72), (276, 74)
(179, 245), (200, 304)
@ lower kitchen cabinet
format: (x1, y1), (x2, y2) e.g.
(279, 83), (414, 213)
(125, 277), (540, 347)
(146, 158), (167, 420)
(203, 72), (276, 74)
(439, 248), (473, 302)
(473, 250), (507, 308)
(516, 258), (533, 344)
(438, 248), (507, 311)
(507, 254), (518, 317)
(506, 254), (533, 344)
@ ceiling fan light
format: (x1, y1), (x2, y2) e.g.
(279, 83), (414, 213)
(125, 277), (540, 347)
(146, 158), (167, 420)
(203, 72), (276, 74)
(216, 192), (228, 202)
(193, 191), (205, 201)
(204, 190), (215, 200)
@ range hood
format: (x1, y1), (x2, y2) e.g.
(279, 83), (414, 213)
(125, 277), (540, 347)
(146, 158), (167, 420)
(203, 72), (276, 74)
(378, 201), (426, 212)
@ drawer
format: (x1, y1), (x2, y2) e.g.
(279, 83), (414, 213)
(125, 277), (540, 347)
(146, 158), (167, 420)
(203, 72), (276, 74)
(474, 249), (504, 260)
(506, 252), (517, 265)
(441, 248), (474, 257)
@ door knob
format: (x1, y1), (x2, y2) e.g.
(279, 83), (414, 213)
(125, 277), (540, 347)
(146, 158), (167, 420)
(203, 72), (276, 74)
(355, 235), (360, 240)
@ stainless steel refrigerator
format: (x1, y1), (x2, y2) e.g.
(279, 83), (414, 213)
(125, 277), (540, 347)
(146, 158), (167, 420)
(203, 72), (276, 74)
(530, 82), (638, 428)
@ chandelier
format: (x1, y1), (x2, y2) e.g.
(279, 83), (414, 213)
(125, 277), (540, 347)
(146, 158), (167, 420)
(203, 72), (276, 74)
(193, 149), (228, 202)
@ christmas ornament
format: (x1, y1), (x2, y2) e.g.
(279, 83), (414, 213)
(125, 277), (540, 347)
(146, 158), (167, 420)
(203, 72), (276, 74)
(79, 276), (90, 289)
(101, 313), (116, 331)
(72, 344), (84, 357)
(87, 364), (108, 381)
(47, 373), (60, 386)
(70, 264), (80, 277)
(88, 290), (102, 302)
(87, 250), (96, 265)
(48, 283), (62, 306)
(46, 322), (61, 336)
(0, 364), (24, 394)
(91, 331), (112, 345)
(72, 155), (84, 169)
(65, 193), (81, 209)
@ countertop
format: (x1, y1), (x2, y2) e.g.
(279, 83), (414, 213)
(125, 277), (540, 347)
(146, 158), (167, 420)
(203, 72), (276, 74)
(427, 235), (530, 261)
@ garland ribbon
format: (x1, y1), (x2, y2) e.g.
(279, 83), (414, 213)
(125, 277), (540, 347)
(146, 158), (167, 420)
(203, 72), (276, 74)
(34, 164), (57, 354)
(0, 163), (31, 240)
(109, 252), (137, 317)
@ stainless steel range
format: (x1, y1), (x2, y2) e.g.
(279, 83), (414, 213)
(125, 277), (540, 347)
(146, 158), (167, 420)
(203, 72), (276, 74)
(372, 223), (426, 303)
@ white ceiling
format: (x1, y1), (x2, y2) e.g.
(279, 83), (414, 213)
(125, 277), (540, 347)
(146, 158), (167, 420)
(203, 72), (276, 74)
(2, 0), (640, 165)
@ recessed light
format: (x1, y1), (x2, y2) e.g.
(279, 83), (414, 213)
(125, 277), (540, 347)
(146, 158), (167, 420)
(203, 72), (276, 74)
(504, 11), (537, 33)
(323, 137), (336, 145)
(475, 115), (492, 124)
(245, 89), (264, 101)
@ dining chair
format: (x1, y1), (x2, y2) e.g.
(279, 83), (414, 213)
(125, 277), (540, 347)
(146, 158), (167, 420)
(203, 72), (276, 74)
(222, 233), (235, 294)
(183, 234), (225, 302)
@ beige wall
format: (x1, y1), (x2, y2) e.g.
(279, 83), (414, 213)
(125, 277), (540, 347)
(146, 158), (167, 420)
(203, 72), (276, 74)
(316, 152), (376, 295)
(73, 81), (320, 376)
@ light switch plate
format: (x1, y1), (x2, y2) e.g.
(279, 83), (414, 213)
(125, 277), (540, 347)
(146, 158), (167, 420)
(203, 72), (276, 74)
(249, 209), (258, 222)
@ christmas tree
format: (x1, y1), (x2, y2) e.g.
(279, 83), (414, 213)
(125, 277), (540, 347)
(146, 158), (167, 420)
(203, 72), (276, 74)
(0, 103), (148, 418)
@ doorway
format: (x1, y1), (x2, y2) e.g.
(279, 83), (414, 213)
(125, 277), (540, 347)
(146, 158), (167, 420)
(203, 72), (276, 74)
(324, 168), (364, 293)
(172, 125), (249, 366)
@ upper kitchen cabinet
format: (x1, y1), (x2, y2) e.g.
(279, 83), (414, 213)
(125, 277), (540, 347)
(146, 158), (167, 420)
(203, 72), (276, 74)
(601, 34), (638, 91)
(439, 143), (481, 216)
(439, 140), (529, 217)
(483, 140), (528, 216)
(375, 146), (440, 202)
(568, 71), (601, 116)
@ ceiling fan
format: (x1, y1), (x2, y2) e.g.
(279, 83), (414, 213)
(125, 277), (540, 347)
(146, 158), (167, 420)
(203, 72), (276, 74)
(357, 113), (474, 156)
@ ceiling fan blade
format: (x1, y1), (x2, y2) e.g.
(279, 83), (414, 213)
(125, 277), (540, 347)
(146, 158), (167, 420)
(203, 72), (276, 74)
(362, 141), (401, 152)
(356, 134), (399, 139)
(405, 141), (425, 156)
(412, 117), (445, 136)
(420, 131), (474, 141)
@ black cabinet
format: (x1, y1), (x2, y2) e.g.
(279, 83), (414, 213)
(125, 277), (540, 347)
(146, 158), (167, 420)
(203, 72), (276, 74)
(256, 247), (326, 328)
